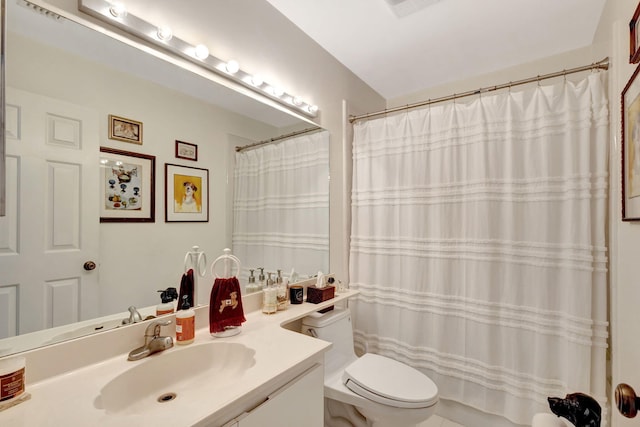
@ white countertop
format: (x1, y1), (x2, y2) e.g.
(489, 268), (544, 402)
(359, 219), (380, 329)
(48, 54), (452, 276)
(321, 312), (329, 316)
(0, 289), (358, 427)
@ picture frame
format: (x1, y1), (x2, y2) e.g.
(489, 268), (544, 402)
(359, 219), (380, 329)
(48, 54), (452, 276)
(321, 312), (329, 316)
(99, 147), (155, 222)
(631, 2), (640, 63)
(108, 114), (143, 145)
(622, 63), (640, 220)
(165, 163), (209, 222)
(175, 140), (198, 161)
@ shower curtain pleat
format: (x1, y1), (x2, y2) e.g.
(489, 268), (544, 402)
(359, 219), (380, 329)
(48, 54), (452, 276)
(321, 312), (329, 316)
(349, 73), (609, 426)
(233, 130), (330, 283)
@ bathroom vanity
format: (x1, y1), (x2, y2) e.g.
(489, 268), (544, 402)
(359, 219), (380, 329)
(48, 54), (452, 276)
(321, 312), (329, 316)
(0, 289), (358, 426)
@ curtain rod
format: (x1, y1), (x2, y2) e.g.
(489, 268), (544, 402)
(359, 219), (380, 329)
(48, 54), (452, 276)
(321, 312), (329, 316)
(349, 57), (610, 124)
(235, 126), (323, 152)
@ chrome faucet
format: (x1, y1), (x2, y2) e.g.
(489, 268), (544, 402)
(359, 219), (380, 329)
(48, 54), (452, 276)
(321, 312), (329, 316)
(122, 306), (143, 325)
(127, 319), (174, 361)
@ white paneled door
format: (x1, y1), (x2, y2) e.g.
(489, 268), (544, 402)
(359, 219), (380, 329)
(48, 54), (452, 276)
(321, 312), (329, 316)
(0, 88), (99, 338)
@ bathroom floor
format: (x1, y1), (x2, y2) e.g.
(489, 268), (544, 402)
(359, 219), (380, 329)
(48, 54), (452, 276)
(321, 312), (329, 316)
(419, 415), (465, 427)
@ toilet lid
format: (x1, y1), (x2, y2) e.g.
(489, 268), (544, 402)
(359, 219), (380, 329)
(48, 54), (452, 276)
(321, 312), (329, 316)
(342, 353), (438, 409)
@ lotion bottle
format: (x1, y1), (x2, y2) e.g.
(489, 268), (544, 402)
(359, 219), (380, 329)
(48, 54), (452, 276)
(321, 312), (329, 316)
(176, 295), (195, 345)
(258, 267), (266, 290)
(262, 272), (277, 314)
(276, 270), (288, 311)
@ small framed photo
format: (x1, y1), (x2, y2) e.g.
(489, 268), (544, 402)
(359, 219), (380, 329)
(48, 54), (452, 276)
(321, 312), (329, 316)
(100, 147), (155, 222)
(109, 114), (143, 145)
(175, 140), (198, 161)
(631, 2), (640, 63)
(165, 163), (209, 222)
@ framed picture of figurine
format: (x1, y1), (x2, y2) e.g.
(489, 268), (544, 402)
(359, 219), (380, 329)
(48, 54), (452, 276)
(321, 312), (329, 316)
(100, 147), (156, 222)
(165, 163), (209, 222)
(108, 114), (143, 144)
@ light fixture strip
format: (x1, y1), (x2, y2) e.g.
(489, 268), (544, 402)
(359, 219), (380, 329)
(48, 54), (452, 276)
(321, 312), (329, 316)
(78, 0), (318, 118)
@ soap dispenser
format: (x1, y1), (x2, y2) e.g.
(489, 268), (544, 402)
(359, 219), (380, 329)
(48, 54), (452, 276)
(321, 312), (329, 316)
(246, 269), (258, 293)
(276, 269), (287, 311)
(156, 287), (178, 316)
(258, 267), (266, 291)
(176, 295), (195, 345)
(262, 272), (277, 314)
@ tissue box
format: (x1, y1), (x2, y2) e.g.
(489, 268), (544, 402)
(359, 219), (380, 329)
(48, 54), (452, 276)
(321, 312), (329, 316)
(306, 285), (335, 304)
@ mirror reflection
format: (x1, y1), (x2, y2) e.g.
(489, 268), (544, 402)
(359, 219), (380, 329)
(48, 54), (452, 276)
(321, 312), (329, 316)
(233, 129), (330, 286)
(0, 0), (329, 356)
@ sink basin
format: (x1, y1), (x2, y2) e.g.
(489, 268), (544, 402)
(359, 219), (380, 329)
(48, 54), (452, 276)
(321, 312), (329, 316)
(95, 342), (256, 414)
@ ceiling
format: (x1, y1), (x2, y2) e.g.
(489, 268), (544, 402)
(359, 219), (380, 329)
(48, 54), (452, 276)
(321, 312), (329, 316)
(12, 0), (609, 122)
(265, 0), (608, 100)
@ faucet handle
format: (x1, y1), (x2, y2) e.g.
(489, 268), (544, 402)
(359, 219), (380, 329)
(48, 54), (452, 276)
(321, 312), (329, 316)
(122, 306), (143, 325)
(145, 319), (172, 337)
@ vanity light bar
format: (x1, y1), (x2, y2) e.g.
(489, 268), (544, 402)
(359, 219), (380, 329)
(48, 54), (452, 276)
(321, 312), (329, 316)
(78, 0), (318, 118)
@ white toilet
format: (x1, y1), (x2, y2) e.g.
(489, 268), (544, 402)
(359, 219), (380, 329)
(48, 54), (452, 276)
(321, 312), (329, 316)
(302, 307), (439, 427)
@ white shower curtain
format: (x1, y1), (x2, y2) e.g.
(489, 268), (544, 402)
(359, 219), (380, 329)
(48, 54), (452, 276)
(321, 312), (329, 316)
(233, 130), (330, 284)
(349, 73), (609, 425)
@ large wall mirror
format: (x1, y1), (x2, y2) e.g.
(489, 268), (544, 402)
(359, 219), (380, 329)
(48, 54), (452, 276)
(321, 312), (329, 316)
(0, 0), (329, 356)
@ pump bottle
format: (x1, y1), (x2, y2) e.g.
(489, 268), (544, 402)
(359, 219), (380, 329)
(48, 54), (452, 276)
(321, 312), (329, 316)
(156, 287), (178, 316)
(262, 272), (277, 314)
(246, 269), (258, 293)
(176, 295), (195, 345)
(276, 269), (288, 311)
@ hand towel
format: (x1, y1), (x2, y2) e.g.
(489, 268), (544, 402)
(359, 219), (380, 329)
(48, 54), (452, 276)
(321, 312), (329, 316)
(209, 277), (246, 333)
(178, 269), (194, 308)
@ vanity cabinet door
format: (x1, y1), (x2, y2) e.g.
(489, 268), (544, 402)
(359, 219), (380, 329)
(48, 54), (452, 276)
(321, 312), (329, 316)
(237, 364), (323, 427)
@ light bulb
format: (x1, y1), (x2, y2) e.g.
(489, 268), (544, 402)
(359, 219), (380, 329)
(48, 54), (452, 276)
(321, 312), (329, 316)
(250, 74), (264, 87)
(156, 26), (173, 41)
(292, 96), (304, 106)
(308, 105), (319, 114)
(194, 44), (209, 60)
(270, 86), (284, 97)
(109, 2), (127, 17)
(225, 60), (240, 74)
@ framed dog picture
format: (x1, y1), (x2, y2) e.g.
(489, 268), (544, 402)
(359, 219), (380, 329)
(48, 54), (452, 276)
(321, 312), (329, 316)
(100, 147), (155, 222)
(165, 163), (209, 222)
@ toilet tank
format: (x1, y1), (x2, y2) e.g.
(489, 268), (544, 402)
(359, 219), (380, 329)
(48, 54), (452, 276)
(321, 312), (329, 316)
(302, 308), (357, 373)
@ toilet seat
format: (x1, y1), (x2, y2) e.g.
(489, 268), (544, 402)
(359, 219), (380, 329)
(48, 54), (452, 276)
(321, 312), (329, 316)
(342, 353), (438, 409)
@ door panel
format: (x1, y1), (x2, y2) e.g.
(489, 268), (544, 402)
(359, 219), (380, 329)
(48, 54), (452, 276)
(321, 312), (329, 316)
(0, 88), (99, 337)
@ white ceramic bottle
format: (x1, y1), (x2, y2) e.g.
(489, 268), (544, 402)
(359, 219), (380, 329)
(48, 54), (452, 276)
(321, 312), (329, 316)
(175, 296), (195, 345)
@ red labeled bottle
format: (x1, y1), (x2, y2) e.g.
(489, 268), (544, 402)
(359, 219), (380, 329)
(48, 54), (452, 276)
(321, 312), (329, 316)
(176, 296), (195, 345)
